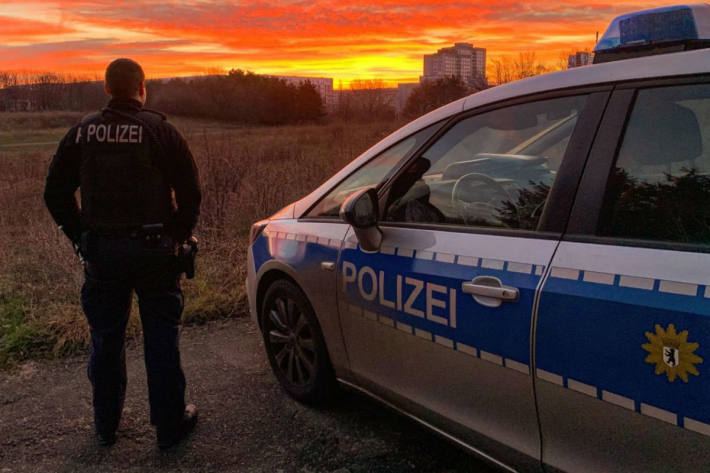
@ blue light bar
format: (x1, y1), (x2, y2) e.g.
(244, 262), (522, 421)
(595, 4), (710, 53)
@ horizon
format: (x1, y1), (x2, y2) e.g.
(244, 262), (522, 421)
(1, 1), (681, 87)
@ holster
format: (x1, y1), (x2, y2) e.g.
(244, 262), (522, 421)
(79, 231), (95, 261)
(177, 236), (198, 279)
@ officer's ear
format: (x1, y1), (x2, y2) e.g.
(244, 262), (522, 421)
(138, 81), (147, 103)
(104, 82), (111, 97)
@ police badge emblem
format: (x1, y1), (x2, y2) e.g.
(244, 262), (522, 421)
(643, 324), (703, 383)
(663, 345), (679, 368)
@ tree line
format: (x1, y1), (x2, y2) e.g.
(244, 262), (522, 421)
(333, 77), (486, 121)
(149, 70), (324, 125)
(0, 69), (325, 125)
(0, 51), (580, 123)
(403, 76), (476, 118)
(0, 72), (106, 112)
(0, 72), (488, 123)
(333, 79), (398, 121)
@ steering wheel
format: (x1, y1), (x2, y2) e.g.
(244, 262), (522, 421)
(451, 172), (515, 225)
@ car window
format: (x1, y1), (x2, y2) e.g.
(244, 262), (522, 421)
(383, 95), (587, 230)
(598, 84), (710, 245)
(306, 124), (440, 218)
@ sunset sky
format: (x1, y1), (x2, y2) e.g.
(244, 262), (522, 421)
(0, 1), (684, 86)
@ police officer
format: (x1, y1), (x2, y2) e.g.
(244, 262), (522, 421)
(43, 58), (201, 448)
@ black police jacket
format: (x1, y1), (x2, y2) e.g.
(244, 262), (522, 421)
(44, 98), (201, 243)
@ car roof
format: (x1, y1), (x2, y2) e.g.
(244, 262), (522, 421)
(292, 48), (710, 218)
(463, 47), (710, 111)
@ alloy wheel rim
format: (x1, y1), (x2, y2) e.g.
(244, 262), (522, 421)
(266, 296), (317, 386)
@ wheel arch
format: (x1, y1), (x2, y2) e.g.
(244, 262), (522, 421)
(256, 268), (300, 329)
(254, 258), (348, 377)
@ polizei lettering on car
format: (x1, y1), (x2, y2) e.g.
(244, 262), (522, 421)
(342, 260), (457, 327)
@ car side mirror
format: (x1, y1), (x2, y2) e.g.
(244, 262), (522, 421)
(339, 187), (382, 252)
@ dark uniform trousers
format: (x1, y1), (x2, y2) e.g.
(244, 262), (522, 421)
(80, 234), (185, 434)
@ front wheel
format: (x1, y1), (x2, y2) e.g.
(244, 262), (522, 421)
(260, 279), (336, 404)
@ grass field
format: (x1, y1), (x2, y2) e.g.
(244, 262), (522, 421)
(0, 111), (401, 368)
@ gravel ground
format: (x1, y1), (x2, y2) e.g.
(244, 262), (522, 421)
(0, 317), (501, 473)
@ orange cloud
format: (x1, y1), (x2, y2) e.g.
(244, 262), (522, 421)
(0, 1), (687, 86)
(0, 14), (76, 39)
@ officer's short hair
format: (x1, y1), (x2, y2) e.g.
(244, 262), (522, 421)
(105, 58), (145, 99)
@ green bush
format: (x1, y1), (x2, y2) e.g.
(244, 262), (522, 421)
(0, 294), (52, 367)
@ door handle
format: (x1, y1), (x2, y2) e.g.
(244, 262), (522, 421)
(462, 276), (519, 308)
(321, 261), (336, 271)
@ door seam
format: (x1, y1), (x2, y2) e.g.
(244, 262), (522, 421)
(529, 87), (615, 471)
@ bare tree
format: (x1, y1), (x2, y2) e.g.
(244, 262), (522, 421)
(33, 73), (64, 110)
(349, 79), (395, 120)
(403, 76), (471, 119)
(491, 52), (552, 85)
(492, 56), (515, 86)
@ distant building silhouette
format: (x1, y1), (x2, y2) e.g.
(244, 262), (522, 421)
(568, 51), (593, 68)
(396, 83), (418, 115)
(268, 75), (336, 111)
(422, 43), (486, 86)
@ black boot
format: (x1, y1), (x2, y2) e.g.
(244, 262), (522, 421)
(157, 404), (198, 449)
(96, 429), (116, 446)
(95, 416), (118, 446)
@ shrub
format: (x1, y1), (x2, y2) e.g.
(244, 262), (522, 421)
(0, 116), (401, 367)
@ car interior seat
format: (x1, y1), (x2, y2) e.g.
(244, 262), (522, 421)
(618, 100), (702, 181)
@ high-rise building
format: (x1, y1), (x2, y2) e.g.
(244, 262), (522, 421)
(568, 51), (593, 68)
(422, 43), (486, 86)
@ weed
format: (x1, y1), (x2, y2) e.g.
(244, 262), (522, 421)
(0, 293), (52, 367)
(0, 111), (83, 132)
(0, 114), (401, 367)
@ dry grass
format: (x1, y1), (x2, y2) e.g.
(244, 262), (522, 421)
(0, 112), (401, 367)
(0, 111), (84, 132)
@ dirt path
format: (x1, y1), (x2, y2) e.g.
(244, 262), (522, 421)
(0, 317), (498, 473)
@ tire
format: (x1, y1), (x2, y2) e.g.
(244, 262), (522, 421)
(260, 279), (337, 404)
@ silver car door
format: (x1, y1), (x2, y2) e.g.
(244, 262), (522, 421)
(536, 81), (710, 472)
(336, 91), (607, 471)
(289, 125), (443, 372)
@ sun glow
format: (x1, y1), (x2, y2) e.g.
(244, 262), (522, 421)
(0, 1), (691, 84)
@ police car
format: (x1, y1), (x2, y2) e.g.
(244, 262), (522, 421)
(246, 5), (710, 471)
